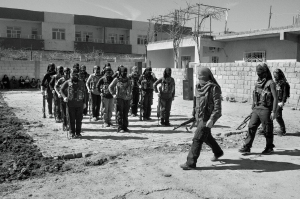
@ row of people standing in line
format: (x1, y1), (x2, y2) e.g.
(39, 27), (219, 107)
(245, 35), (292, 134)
(41, 63), (176, 137)
(0, 75), (41, 89)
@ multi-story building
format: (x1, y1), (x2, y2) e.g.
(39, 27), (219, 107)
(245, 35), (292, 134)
(0, 7), (155, 55)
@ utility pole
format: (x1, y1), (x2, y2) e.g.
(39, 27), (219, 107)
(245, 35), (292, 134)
(268, 6), (272, 28)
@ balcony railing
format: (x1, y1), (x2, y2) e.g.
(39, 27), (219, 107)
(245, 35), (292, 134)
(0, 33), (42, 40)
(105, 39), (130, 44)
(75, 37), (104, 43)
(75, 37), (130, 45)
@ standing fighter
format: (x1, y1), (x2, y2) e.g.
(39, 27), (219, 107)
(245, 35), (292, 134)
(86, 66), (102, 121)
(139, 66), (157, 120)
(109, 65), (133, 133)
(49, 65), (64, 122)
(41, 63), (56, 118)
(128, 66), (141, 117)
(55, 67), (71, 130)
(79, 65), (90, 116)
(60, 68), (86, 138)
(154, 68), (175, 126)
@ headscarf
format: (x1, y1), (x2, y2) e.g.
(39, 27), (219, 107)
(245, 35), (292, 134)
(256, 63), (272, 88)
(163, 68), (172, 78)
(273, 69), (287, 83)
(196, 67), (221, 95)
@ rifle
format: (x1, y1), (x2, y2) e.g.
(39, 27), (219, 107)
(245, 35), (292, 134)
(99, 95), (104, 120)
(236, 114), (252, 130)
(173, 117), (196, 131)
(139, 88), (144, 121)
(42, 94), (46, 118)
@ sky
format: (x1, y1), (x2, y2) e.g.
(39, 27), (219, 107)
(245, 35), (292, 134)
(2, 0), (300, 33)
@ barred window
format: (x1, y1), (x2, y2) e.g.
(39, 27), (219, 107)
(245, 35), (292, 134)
(212, 56), (219, 63)
(244, 51), (266, 62)
(52, 28), (65, 40)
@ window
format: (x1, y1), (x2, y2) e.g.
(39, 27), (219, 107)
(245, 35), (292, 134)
(7, 27), (21, 38)
(212, 56), (219, 63)
(31, 28), (38, 39)
(119, 34), (124, 44)
(75, 31), (81, 41)
(108, 33), (117, 44)
(181, 56), (191, 68)
(52, 28), (65, 40)
(244, 51), (266, 62)
(137, 35), (147, 45)
(83, 32), (93, 42)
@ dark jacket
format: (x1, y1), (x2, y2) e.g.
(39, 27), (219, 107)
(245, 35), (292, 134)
(60, 79), (86, 107)
(194, 84), (222, 123)
(276, 81), (289, 103)
(41, 72), (56, 90)
(154, 77), (175, 99)
(96, 76), (114, 99)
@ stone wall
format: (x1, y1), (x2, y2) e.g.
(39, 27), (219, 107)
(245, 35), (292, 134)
(0, 60), (136, 81)
(151, 68), (189, 97)
(196, 62), (300, 105)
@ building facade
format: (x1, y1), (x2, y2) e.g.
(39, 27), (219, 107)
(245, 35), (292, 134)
(0, 7), (153, 55)
(147, 25), (300, 68)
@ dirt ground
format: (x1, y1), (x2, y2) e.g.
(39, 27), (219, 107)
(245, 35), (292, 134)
(1, 90), (300, 199)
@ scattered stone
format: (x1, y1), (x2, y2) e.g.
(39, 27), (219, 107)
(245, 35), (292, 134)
(163, 173), (172, 177)
(241, 100), (248, 103)
(291, 107), (296, 110)
(216, 133), (221, 136)
(53, 128), (59, 131)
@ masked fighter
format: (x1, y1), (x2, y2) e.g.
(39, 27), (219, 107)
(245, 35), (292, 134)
(96, 65), (114, 127)
(109, 65), (133, 133)
(55, 67), (71, 129)
(239, 63), (278, 155)
(41, 63), (56, 118)
(139, 66), (157, 120)
(154, 68), (175, 126)
(60, 68), (86, 138)
(180, 67), (223, 170)
(49, 65), (64, 122)
(128, 66), (141, 117)
(273, 69), (289, 136)
(86, 66), (103, 121)
(79, 65), (90, 115)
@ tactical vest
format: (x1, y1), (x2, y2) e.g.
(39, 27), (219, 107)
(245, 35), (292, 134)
(253, 80), (274, 108)
(116, 78), (132, 100)
(67, 81), (85, 101)
(102, 77), (113, 95)
(161, 77), (174, 94)
(141, 76), (154, 90)
(130, 73), (140, 88)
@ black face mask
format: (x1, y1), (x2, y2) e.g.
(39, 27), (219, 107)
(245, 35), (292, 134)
(121, 72), (127, 78)
(71, 76), (78, 83)
(257, 72), (266, 80)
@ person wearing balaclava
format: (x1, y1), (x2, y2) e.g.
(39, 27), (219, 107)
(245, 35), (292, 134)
(138, 66), (157, 120)
(96, 65), (114, 127)
(239, 63), (278, 155)
(55, 67), (71, 131)
(273, 69), (289, 136)
(41, 63), (56, 118)
(60, 68), (86, 138)
(49, 65), (64, 123)
(109, 65), (133, 133)
(86, 65), (103, 121)
(154, 68), (175, 126)
(79, 65), (90, 116)
(128, 66), (141, 117)
(180, 67), (223, 170)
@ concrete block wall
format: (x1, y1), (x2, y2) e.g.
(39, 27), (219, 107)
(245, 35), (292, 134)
(0, 60), (36, 80)
(151, 68), (187, 96)
(197, 62), (300, 105)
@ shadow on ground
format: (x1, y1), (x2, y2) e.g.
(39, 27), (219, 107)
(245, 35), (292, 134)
(193, 149), (300, 173)
(79, 135), (148, 140)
